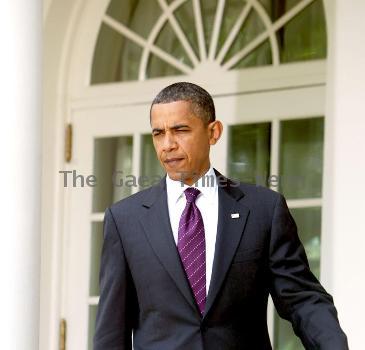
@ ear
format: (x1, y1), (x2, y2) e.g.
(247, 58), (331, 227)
(208, 120), (223, 145)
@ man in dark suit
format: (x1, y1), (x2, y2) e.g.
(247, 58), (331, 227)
(94, 82), (348, 349)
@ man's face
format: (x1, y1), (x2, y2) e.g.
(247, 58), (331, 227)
(151, 100), (218, 185)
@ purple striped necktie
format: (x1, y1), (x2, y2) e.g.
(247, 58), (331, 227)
(177, 187), (206, 316)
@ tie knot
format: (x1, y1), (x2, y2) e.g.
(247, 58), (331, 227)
(184, 187), (201, 203)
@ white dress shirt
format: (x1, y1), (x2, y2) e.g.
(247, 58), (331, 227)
(166, 166), (218, 294)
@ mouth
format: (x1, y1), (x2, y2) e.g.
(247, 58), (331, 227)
(164, 157), (184, 167)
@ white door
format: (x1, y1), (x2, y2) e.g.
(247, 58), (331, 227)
(63, 82), (325, 349)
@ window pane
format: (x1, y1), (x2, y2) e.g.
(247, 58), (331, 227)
(231, 39), (272, 69)
(259, 0), (326, 62)
(147, 19), (193, 79)
(228, 123), (271, 186)
(277, 0), (327, 62)
(201, 0), (218, 54)
(279, 117), (324, 199)
(274, 206), (321, 350)
(89, 222), (103, 296)
(147, 54), (183, 79)
(274, 313), (304, 350)
(140, 134), (165, 189)
(91, 23), (143, 84)
(92, 136), (133, 213)
(106, 0), (161, 39)
(88, 305), (97, 350)
(291, 207), (321, 278)
(223, 7), (270, 67)
(217, 0), (248, 56)
(259, 0), (303, 21)
(174, 0), (199, 57)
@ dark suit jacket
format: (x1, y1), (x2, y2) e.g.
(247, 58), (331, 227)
(93, 169), (348, 350)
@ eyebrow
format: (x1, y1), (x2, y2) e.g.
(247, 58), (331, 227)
(152, 124), (191, 133)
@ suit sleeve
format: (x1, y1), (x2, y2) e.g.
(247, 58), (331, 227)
(93, 208), (138, 350)
(269, 193), (348, 350)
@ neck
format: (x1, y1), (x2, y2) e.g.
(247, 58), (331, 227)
(180, 165), (211, 186)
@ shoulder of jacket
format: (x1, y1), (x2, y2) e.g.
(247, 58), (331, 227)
(109, 184), (158, 214)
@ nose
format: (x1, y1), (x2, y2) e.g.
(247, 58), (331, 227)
(162, 131), (177, 152)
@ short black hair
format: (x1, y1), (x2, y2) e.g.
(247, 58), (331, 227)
(150, 82), (216, 125)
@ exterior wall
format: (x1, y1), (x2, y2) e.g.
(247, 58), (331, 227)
(43, 0), (53, 19)
(322, 1), (365, 348)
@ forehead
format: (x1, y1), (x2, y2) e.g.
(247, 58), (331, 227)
(150, 100), (197, 126)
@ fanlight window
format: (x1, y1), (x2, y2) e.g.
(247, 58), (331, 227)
(91, 0), (326, 83)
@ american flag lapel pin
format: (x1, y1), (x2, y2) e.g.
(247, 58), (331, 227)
(231, 213), (240, 219)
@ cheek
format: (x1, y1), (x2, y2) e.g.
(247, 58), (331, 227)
(179, 141), (192, 159)
(152, 138), (160, 148)
(184, 143), (206, 163)
(194, 140), (209, 155)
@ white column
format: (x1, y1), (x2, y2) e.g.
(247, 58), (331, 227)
(0, 1), (42, 349)
(322, 1), (365, 349)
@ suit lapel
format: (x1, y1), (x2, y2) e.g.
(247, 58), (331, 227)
(203, 169), (250, 319)
(138, 177), (200, 315)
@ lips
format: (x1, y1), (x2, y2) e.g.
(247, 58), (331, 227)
(164, 157), (184, 166)
(165, 157), (183, 162)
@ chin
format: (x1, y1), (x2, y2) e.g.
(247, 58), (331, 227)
(167, 171), (183, 181)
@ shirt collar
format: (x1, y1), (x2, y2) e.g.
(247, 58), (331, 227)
(166, 166), (217, 204)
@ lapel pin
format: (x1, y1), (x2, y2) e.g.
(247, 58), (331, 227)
(231, 213), (240, 219)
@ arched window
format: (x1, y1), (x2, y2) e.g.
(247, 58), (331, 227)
(91, 0), (326, 83)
